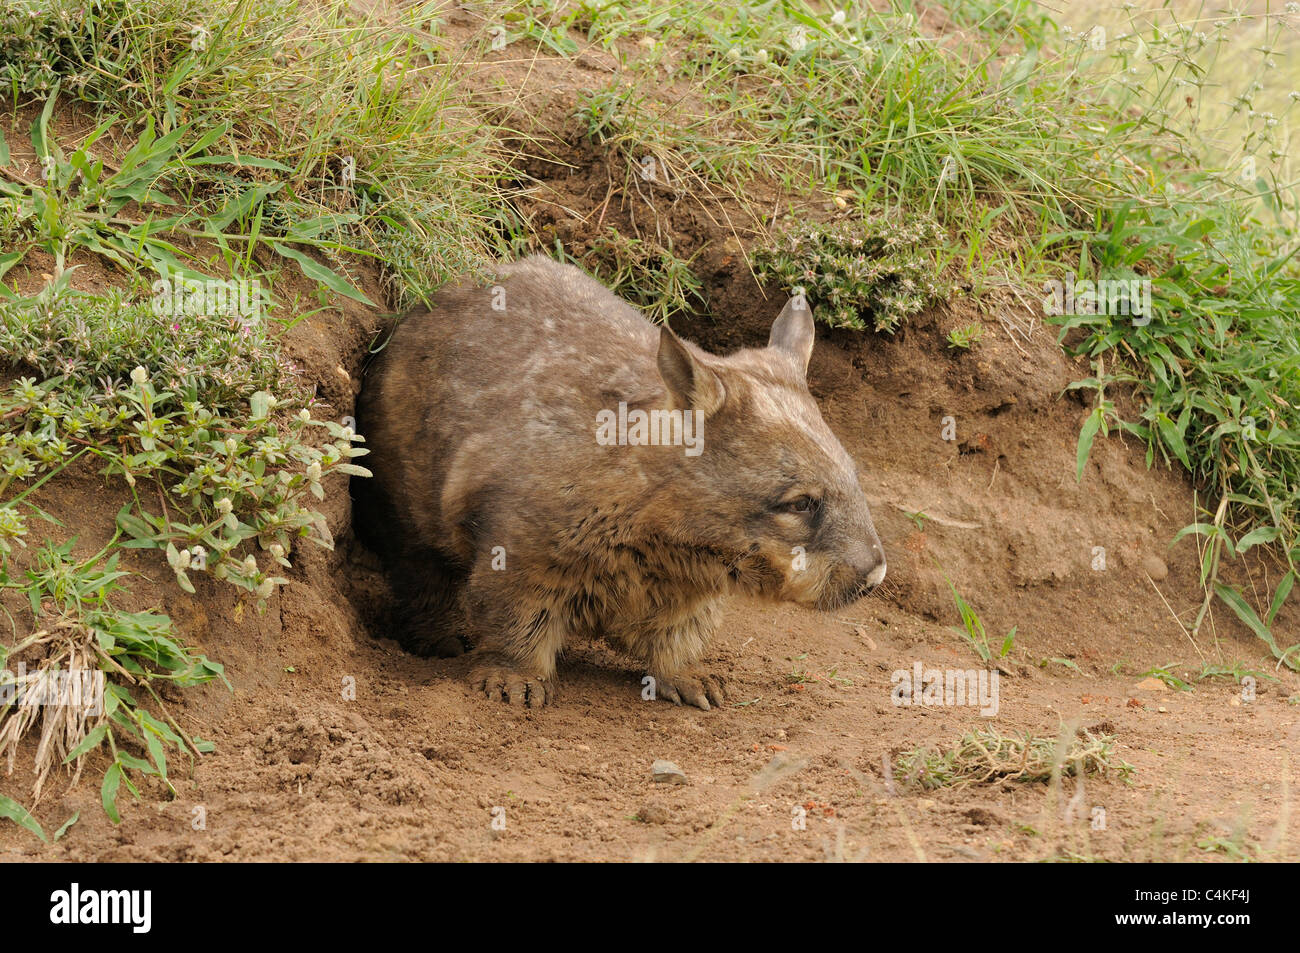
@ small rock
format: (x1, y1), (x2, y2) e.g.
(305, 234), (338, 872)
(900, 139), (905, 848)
(1140, 554), (1168, 581)
(652, 759), (687, 784)
(1135, 677), (1169, 692)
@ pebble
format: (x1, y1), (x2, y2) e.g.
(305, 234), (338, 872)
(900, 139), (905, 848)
(652, 759), (687, 784)
(1140, 554), (1169, 581)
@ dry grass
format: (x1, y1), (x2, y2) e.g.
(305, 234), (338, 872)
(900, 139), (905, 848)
(895, 724), (1135, 790)
(0, 620), (107, 803)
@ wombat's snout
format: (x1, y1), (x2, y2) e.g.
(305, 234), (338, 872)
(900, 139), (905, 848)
(809, 533), (886, 611)
(849, 536), (888, 594)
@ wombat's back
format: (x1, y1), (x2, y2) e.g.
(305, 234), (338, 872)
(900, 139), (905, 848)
(354, 256), (665, 565)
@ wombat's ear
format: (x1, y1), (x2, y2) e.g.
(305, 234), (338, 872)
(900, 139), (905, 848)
(657, 327), (726, 416)
(768, 296), (816, 375)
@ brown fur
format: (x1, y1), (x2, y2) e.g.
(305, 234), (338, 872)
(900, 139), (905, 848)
(353, 256), (885, 708)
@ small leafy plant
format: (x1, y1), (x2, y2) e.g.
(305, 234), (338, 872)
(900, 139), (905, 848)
(754, 215), (948, 332)
(943, 572), (1015, 662)
(946, 323), (983, 350)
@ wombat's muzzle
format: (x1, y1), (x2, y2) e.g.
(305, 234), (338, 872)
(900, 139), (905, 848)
(835, 538), (887, 606)
(853, 531), (887, 581)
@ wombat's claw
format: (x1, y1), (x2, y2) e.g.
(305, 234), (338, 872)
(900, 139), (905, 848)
(654, 674), (725, 711)
(472, 666), (553, 708)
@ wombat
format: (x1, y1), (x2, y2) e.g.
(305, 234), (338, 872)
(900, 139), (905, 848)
(354, 255), (885, 709)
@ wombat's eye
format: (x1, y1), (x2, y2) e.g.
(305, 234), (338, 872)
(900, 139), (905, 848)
(782, 495), (819, 515)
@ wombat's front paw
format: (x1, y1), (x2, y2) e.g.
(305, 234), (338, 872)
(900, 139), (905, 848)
(471, 664), (554, 708)
(651, 673), (726, 711)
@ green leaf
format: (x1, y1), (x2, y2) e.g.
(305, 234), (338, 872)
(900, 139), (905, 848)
(1214, 583), (1287, 665)
(116, 752), (156, 775)
(271, 242), (375, 306)
(31, 81), (60, 158)
(186, 155), (293, 172)
(101, 762), (123, 823)
(1268, 571), (1294, 626)
(1076, 408), (1103, 482)
(53, 812), (79, 841)
(0, 248), (26, 279)
(249, 391), (273, 419)
(144, 732), (168, 779)
(0, 794), (47, 842)
(1235, 525), (1281, 552)
(1172, 521), (1215, 544)
(1156, 412), (1191, 470)
(115, 505), (158, 543)
(62, 721), (108, 764)
(331, 463), (372, 477)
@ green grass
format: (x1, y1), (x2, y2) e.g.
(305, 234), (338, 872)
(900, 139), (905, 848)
(569, 228), (705, 323)
(1, 0), (510, 299)
(1139, 663), (1195, 692)
(940, 568), (1015, 662)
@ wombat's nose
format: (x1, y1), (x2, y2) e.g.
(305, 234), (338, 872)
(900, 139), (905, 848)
(864, 558), (887, 590)
(852, 540), (887, 592)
